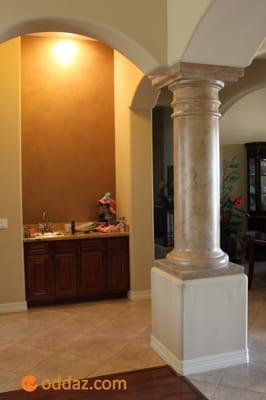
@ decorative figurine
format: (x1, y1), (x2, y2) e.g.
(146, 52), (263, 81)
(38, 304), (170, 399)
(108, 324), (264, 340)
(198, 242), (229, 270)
(98, 192), (116, 224)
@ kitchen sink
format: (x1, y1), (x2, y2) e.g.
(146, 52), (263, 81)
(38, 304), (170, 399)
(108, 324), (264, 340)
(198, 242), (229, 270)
(33, 232), (64, 239)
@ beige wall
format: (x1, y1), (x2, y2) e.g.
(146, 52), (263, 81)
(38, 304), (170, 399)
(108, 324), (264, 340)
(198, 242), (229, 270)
(220, 59), (266, 115)
(167, 0), (213, 65)
(221, 87), (266, 145)
(130, 110), (154, 291)
(114, 51), (154, 292)
(21, 36), (115, 223)
(0, 38), (25, 305)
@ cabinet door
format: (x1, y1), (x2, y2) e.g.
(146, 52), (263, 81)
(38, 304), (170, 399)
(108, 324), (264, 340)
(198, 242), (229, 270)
(106, 249), (129, 293)
(248, 157), (256, 212)
(81, 251), (106, 296)
(26, 254), (52, 302)
(259, 157), (266, 212)
(54, 253), (78, 298)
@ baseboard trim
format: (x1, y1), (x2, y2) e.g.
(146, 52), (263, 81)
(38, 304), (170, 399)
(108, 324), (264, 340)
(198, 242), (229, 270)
(128, 290), (151, 300)
(0, 302), (27, 314)
(151, 335), (249, 375)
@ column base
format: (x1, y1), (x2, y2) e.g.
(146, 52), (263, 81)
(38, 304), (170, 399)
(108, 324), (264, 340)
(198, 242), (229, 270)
(155, 257), (243, 281)
(166, 248), (229, 269)
(151, 264), (248, 375)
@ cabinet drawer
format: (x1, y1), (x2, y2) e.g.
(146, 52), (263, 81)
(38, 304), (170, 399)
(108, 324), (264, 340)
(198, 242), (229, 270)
(106, 237), (128, 250)
(25, 242), (49, 255)
(54, 240), (77, 253)
(81, 239), (103, 251)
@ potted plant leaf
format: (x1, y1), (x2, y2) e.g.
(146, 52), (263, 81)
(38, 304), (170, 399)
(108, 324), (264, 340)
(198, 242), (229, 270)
(221, 157), (249, 262)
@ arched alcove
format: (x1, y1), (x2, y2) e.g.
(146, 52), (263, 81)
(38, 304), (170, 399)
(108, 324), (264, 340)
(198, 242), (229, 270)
(0, 15), (159, 308)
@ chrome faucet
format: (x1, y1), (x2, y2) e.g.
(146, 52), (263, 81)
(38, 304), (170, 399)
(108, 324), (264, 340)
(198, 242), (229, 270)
(41, 211), (53, 233)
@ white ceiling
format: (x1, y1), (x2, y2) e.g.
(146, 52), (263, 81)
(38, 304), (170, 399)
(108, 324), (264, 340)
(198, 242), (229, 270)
(220, 87), (266, 145)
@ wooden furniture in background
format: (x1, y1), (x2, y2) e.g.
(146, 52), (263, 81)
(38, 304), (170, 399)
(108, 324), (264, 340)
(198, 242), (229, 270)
(246, 231), (266, 290)
(24, 236), (129, 307)
(246, 142), (266, 231)
(152, 106), (174, 251)
(154, 196), (174, 247)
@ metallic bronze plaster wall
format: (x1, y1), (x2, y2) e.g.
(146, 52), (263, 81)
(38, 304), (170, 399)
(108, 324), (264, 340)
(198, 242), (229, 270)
(21, 36), (115, 223)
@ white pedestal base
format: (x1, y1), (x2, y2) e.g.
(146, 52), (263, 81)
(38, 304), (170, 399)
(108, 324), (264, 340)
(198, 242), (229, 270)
(151, 266), (248, 375)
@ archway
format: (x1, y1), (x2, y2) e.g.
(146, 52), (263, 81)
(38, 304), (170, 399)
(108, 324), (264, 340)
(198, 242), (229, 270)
(0, 24), (163, 390)
(0, 17), (158, 312)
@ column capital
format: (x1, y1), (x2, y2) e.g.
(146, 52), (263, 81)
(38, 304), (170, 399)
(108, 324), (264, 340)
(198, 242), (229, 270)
(150, 62), (244, 89)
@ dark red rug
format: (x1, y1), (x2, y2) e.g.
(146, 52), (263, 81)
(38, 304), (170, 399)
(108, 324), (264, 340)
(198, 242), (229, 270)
(0, 366), (207, 399)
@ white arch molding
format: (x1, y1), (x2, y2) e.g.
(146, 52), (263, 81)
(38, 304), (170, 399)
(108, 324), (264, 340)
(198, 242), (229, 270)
(0, 17), (159, 74)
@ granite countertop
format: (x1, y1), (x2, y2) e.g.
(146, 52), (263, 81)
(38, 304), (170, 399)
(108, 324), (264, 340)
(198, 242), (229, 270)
(23, 230), (129, 243)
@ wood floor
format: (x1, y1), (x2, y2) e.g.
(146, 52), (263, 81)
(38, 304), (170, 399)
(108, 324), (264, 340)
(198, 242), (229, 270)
(0, 366), (207, 399)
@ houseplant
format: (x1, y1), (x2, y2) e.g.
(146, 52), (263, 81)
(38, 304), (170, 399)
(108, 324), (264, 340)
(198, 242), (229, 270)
(221, 157), (248, 262)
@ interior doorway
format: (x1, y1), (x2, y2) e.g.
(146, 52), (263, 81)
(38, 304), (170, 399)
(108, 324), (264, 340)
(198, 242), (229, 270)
(152, 106), (174, 259)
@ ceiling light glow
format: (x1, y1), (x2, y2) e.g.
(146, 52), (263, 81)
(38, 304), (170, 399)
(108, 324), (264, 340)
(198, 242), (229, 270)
(53, 40), (78, 65)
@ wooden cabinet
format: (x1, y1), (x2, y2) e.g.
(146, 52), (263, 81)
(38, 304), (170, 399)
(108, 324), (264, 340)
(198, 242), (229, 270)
(24, 242), (53, 303)
(106, 238), (129, 293)
(246, 142), (266, 231)
(54, 241), (78, 299)
(25, 254), (52, 302)
(80, 239), (106, 296)
(24, 236), (129, 306)
(54, 253), (78, 298)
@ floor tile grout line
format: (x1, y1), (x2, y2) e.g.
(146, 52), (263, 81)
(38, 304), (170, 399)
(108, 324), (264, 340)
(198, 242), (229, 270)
(213, 382), (266, 397)
(2, 293), (266, 396)
(210, 381), (220, 400)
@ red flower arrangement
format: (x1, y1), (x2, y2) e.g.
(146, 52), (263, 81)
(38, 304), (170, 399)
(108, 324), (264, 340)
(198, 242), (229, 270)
(233, 196), (242, 206)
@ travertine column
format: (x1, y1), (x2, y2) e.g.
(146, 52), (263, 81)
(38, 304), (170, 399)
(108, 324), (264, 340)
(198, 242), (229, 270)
(150, 64), (248, 375)
(152, 63), (243, 271)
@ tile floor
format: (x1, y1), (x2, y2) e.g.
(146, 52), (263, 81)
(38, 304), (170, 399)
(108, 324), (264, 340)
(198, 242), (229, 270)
(0, 298), (162, 393)
(188, 263), (266, 399)
(0, 263), (266, 399)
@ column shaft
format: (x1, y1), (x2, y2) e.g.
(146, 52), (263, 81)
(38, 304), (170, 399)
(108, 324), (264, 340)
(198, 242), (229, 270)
(167, 79), (228, 269)
(151, 63), (244, 272)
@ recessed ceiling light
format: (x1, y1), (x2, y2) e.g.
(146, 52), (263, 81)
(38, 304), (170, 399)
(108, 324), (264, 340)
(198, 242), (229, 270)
(52, 40), (78, 65)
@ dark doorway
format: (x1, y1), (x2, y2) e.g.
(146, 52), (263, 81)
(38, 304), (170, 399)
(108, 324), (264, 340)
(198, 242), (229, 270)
(152, 106), (174, 259)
